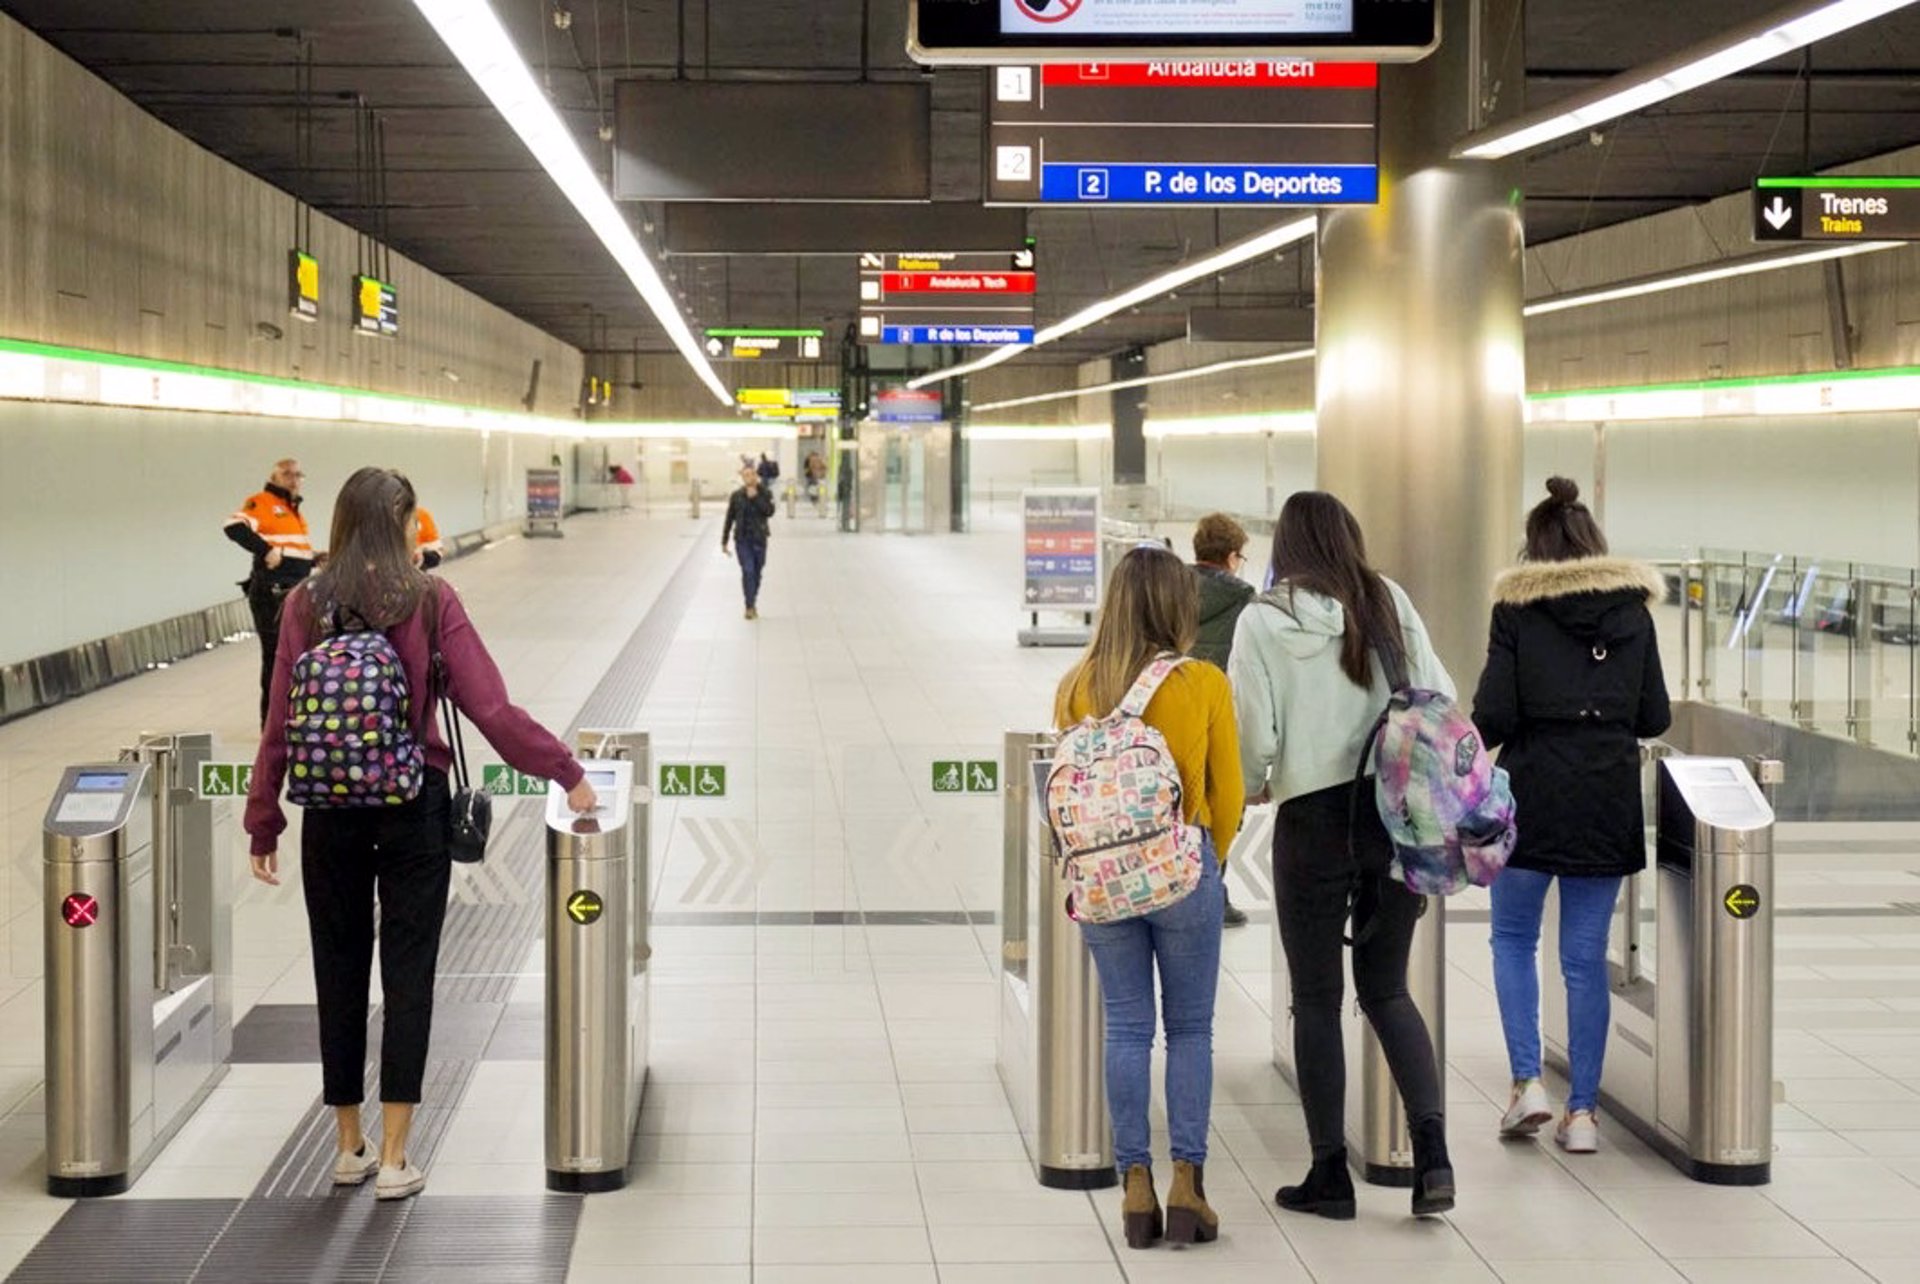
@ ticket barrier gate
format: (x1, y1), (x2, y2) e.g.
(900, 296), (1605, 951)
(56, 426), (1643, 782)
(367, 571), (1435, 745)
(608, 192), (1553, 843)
(997, 732), (1115, 1190)
(43, 733), (234, 1196)
(1544, 754), (1778, 1185)
(1269, 856), (1445, 1187)
(545, 750), (651, 1192)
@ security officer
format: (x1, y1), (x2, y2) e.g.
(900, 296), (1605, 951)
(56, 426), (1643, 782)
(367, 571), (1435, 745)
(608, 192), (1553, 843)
(224, 459), (315, 723)
(415, 505), (445, 569)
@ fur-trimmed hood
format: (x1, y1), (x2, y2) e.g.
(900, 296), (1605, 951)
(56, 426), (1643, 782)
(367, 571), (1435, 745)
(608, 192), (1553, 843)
(1493, 557), (1665, 607)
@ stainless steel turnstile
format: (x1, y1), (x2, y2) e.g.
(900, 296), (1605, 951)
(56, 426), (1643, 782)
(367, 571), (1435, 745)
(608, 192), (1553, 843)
(545, 755), (650, 1193)
(1270, 854), (1445, 1187)
(1544, 754), (1778, 1185)
(997, 732), (1115, 1190)
(43, 733), (234, 1197)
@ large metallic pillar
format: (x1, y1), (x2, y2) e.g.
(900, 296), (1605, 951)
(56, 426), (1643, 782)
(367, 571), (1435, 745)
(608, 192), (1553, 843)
(1309, 0), (1526, 1184)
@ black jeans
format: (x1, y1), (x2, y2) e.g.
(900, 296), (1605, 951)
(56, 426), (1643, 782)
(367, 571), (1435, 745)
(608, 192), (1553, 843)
(301, 771), (453, 1105)
(249, 589), (285, 726)
(1274, 780), (1444, 1160)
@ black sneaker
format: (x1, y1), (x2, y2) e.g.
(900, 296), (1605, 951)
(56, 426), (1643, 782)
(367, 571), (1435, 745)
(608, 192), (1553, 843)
(1222, 891), (1249, 929)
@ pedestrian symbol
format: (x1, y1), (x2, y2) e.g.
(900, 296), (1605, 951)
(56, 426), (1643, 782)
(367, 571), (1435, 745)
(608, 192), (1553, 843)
(932, 759), (1000, 795)
(660, 765), (692, 797)
(968, 761), (999, 793)
(932, 762), (965, 793)
(196, 764), (254, 799)
(660, 764), (726, 798)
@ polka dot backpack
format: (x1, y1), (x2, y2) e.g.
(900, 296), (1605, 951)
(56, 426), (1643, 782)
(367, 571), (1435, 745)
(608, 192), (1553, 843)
(284, 607), (425, 808)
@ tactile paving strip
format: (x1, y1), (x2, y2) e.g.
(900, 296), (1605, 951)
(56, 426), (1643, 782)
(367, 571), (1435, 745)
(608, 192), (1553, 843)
(6, 1200), (240, 1283)
(378, 1196), (579, 1284)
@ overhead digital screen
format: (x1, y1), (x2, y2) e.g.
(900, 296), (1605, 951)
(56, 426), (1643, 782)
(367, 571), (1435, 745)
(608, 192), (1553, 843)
(353, 275), (398, 338)
(857, 250), (1037, 347)
(909, 0), (1437, 64)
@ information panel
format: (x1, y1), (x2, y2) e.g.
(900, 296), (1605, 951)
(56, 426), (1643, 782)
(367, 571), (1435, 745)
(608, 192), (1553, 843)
(909, 0), (1439, 65)
(873, 388), (946, 424)
(989, 61), (1376, 206)
(352, 275), (398, 337)
(704, 328), (825, 361)
(1023, 488), (1102, 608)
(858, 250), (1037, 346)
(526, 468), (563, 522)
(1753, 178), (1920, 243)
(289, 251), (319, 321)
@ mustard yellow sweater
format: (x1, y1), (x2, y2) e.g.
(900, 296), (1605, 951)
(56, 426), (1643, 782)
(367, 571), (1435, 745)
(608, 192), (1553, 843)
(1057, 661), (1244, 859)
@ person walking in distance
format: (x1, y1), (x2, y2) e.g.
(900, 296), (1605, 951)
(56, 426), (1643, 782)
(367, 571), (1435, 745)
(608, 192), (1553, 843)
(225, 458), (316, 724)
(1190, 512), (1257, 929)
(1055, 546), (1243, 1250)
(1473, 478), (1670, 1153)
(244, 467), (598, 1201)
(1230, 492), (1456, 1219)
(722, 464), (776, 620)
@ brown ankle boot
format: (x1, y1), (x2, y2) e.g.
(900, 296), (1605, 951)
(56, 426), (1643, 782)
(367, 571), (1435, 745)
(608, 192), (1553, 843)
(1165, 1160), (1220, 1244)
(1121, 1164), (1162, 1249)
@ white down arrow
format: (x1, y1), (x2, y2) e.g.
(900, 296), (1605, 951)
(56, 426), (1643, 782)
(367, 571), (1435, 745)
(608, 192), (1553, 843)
(1763, 197), (1794, 231)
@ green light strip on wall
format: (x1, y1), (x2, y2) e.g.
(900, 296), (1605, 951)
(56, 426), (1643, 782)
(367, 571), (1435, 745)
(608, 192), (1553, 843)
(1530, 363), (1920, 402)
(704, 328), (825, 338)
(1755, 177), (1920, 189)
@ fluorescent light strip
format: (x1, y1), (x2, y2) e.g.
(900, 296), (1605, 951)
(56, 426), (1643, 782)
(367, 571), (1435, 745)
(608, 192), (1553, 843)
(908, 216), (1316, 390)
(970, 346), (1315, 413)
(408, 0), (730, 406)
(1455, 0), (1920, 160)
(1523, 241), (1902, 316)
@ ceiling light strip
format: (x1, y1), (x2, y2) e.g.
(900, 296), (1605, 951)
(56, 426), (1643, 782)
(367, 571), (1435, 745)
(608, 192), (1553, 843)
(408, 0), (731, 406)
(1522, 241), (1902, 316)
(1454, 0), (1920, 160)
(909, 216), (1317, 390)
(971, 347), (1316, 413)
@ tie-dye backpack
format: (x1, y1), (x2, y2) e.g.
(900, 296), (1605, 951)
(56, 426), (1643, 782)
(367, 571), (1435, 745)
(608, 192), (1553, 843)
(1362, 646), (1516, 896)
(284, 609), (425, 808)
(1046, 656), (1205, 924)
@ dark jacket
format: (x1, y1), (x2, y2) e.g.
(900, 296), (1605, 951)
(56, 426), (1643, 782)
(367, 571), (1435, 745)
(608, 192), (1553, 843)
(1472, 557), (1672, 880)
(1192, 564), (1254, 670)
(723, 485), (775, 546)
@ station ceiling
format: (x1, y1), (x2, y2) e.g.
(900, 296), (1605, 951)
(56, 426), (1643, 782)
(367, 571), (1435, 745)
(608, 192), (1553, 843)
(8, 0), (1920, 376)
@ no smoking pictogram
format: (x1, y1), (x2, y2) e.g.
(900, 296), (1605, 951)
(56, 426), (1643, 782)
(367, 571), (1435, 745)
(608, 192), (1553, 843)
(1014, 0), (1084, 23)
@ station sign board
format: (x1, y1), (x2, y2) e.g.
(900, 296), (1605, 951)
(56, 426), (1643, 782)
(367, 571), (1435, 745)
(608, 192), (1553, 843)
(988, 61), (1377, 207)
(857, 250), (1037, 346)
(289, 251), (320, 321)
(1023, 487), (1102, 608)
(873, 387), (947, 424)
(907, 0), (1442, 66)
(1753, 177), (1920, 243)
(352, 275), (398, 337)
(703, 328), (825, 361)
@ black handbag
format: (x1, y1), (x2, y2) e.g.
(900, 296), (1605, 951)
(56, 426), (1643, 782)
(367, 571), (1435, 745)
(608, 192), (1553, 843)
(429, 597), (491, 864)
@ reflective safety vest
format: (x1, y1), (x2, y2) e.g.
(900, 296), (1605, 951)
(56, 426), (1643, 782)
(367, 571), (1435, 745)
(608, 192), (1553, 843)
(229, 489), (314, 565)
(416, 506), (444, 558)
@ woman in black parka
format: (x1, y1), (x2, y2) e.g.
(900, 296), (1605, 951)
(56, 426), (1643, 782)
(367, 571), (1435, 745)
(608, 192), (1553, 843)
(1472, 478), (1671, 1156)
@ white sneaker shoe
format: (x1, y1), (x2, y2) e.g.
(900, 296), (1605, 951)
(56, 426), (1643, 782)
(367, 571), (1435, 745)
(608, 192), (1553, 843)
(375, 1160), (426, 1200)
(1500, 1079), (1555, 1137)
(1555, 1110), (1600, 1154)
(332, 1144), (380, 1186)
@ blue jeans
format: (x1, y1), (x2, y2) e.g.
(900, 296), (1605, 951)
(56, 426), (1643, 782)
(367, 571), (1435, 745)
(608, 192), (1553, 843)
(1079, 838), (1224, 1173)
(735, 538), (767, 608)
(1490, 868), (1623, 1113)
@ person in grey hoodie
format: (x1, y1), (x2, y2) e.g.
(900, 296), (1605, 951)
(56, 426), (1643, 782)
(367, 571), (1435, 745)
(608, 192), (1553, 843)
(1191, 513), (1257, 928)
(1228, 491), (1457, 1220)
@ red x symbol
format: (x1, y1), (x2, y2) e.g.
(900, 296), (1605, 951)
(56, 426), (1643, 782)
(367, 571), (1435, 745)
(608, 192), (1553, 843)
(61, 894), (98, 929)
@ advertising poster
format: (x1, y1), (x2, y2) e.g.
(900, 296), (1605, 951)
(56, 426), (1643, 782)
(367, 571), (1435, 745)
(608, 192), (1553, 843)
(1023, 488), (1102, 608)
(526, 467), (563, 530)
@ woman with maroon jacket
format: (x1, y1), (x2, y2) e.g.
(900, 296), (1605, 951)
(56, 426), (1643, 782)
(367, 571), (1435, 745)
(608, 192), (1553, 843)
(245, 467), (596, 1201)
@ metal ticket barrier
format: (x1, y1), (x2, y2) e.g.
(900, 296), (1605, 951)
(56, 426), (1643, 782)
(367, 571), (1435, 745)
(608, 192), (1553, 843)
(997, 732), (1115, 1191)
(545, 754), (651, 1193)
(43, 733), (234, 1196)
(1544, 753), (1779, 1185)
(1270, 861), (1446, 1187)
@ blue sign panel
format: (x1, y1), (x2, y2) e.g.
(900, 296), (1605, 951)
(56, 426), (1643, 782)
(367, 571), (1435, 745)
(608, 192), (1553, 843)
(1040, 163), (1377, 205)
(882, 324), (1036, 346)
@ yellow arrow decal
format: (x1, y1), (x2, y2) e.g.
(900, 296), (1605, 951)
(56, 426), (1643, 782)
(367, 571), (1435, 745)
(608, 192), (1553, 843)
(566, 891), (604, 925)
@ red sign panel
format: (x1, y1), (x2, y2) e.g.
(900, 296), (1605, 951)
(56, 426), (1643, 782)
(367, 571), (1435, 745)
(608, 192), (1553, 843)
(61, 894), (99, 929)
(1042, 62), (1378, 90)
(882, 272), (1037, 295)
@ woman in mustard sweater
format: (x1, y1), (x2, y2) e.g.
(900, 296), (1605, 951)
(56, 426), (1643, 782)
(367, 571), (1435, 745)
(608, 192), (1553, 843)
(1054, 545), (1243, 1250)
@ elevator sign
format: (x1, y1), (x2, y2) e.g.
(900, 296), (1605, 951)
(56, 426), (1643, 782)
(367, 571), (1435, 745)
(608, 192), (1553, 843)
(1753, 178), (1920, 242)
(989, 61), (1378, 207)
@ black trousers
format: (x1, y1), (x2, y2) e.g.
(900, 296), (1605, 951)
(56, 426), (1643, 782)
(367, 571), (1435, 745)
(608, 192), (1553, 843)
(301, 771), (453, 1106)
(249, 590), (283, 726)
(1274, 780), (1445, 1160)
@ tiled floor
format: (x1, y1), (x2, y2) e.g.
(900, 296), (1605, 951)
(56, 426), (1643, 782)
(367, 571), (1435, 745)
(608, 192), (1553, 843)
(1, 507), (1918, 1282)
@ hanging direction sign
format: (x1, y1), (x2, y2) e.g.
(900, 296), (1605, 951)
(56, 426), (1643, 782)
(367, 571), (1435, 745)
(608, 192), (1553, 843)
(1754, 177), (1920, 243)
(857, 250), (1038, 346)
(703, 328), (826, 361)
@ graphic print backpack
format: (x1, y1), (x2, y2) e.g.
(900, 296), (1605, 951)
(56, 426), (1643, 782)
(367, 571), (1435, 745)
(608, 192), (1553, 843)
(1361, 642), (1516, 896)
(1045, 656), (1205, 924)
(284, 608), (426, 808)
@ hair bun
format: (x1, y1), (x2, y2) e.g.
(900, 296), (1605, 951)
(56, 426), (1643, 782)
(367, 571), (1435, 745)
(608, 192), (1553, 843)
(1545, 476), (1581, 506)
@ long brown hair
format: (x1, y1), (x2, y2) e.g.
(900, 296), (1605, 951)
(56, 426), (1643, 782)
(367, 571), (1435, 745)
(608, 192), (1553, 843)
(308, 467), (433, 632)
(1054, 545), (1198, 724)
(1267, 491), (1404, 688)
(1524, 476), (1609, 562)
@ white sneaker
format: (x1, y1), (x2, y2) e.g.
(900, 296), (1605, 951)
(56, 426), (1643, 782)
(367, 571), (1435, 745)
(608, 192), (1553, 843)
(374, 1160), (426, 1200)
(332, 1144), (379, 1186)
(1555, 1110), (1600, 1154)
(1500, 1079), (1555, 1137)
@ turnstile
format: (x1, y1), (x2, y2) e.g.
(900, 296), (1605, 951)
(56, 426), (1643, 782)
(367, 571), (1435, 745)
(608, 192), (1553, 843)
(1543, 754), (1777, 1184)
(545, 755), (650, 1192)
(997, 732), (1115, 1190)
(43, 733), (234, 1196)
(1269, 844), (1446, 1187)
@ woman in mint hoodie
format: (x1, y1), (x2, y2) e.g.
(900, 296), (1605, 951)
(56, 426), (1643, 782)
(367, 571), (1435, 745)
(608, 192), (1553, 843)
(1228, 492), (1457, 1220)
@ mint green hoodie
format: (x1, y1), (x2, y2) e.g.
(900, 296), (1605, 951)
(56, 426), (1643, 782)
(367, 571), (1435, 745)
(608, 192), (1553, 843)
(1227, 579), (1454, 806)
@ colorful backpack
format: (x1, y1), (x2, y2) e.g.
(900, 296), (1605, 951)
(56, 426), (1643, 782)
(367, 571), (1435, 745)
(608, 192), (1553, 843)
(1361, 643), (1516, 896)
(284, 609), (425, 808)
(1046, 656), (1205, 924)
